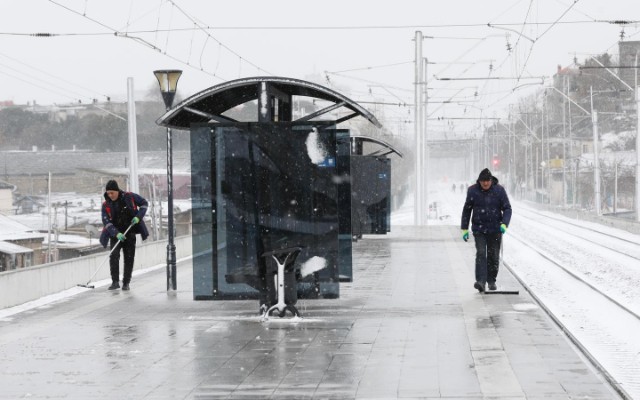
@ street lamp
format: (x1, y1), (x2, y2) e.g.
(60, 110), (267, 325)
(154, 69), (182, 290)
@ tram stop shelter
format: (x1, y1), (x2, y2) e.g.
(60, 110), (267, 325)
(157, 76), (400, 312)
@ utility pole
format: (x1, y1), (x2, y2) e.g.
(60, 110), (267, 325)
(636, 54), (640, 222)
(562, 76), (568, 207)
(591, 86), (601, 216)
(422, 57), (429, 226)
(614, 162), (618, 214)
(524, 121), (529, 200)
(414, 31), (424, 225)
(508, 115), (513, 190)
(541, 98), (545, 201)
(569, 85), (575, 207)
(127, 78), (140, 194)
(46, 172), (51, 263)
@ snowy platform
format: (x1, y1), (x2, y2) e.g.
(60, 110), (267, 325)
(0, 226), (620, 399)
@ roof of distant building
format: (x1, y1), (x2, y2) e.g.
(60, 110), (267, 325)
(0, 241), (33, 254)
(0, 213), (45, 241)
(0, 150), (190, 176)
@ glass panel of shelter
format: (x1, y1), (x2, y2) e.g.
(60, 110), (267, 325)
(190, 122), (353, 302)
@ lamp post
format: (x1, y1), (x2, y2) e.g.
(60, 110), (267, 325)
(154, 69), (182, 290)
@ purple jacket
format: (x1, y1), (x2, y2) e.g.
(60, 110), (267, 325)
(100, 191), (149, 247)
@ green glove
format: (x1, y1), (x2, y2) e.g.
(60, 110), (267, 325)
(116, 232), (126, 241)
(500, 223), (507, 234)
(131, 216), (140, 225)
(462, 229), (469, 242)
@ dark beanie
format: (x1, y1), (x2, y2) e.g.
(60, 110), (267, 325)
(478, 168), (492, 181)
(105, 180), (120, 191)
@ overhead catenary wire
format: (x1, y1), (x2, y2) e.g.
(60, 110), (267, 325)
(0, 67), (81, 103)
(44, 0), (223, 82)
(1, 18), (635, 38)
(164, 0), (274, 76)
(329, 61), (414, 74)
(511, 0), (583, 87)
(0, 51), (110, 102)
(44, 0), (271, 82)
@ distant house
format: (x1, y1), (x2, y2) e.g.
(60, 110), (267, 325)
(0, 214), (44, 272)
(0, 241), (33, 271)
(14, 195), (44, 214)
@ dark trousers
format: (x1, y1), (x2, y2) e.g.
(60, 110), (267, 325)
(473, 232), (502, 284)
(109, 235), (136, 284)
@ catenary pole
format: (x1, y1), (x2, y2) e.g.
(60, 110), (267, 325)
(414, 31), (423, 225)
(47, 172), (52, 263)
(127, 78), (139, 194)
(541, 98), (545, 200)
(591, 86), (601, 216)
(422, 56), (429, 225)
(636, 54), (640, 222)
(562, 75), (568, 207)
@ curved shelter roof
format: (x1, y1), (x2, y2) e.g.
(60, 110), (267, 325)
(156, 76), (381, 130)
(351, 135), (403, 158)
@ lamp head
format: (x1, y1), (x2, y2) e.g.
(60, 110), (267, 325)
(154, 69), (182, 109)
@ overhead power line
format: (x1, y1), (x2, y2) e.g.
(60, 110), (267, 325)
(118, 19), (631, 30)
(0, 52), (110, 101)
(45, 0), (272, 82)
(2, 19), (636, 37)
(436, 76), (545, 80)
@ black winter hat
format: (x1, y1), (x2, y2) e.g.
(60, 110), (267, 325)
(478, 168), (492, 181)
(105, 180), (120, 191)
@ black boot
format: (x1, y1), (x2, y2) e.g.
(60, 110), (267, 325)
(122, 282), (130, 291)
(108, 281), (120, 290)
(474, 281), (486, 293)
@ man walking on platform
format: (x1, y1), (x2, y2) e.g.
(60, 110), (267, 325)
(100, 180), (149, 291)
(461, 168), (512, 292)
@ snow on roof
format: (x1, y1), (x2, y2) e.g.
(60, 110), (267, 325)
(601, 130), (636, 149)
(0, 213), (44, 241)
(0, 241), (33, 254)
(579, 150), (637, 167)
(43, 233), (92, 248)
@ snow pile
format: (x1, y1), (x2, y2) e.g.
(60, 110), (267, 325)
(300, 256), (327, 277)
(305, 128), (327, 165)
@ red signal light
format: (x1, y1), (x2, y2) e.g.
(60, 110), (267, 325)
(492, 156), (500, 169)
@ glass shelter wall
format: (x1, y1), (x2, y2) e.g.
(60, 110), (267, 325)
(351, 155), (391, 236)
(190, 123), (353, 301)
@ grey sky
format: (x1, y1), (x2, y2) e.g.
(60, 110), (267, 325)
(0, 0), (638, 133)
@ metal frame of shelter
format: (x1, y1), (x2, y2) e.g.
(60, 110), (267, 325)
(157, 76), (381, 129)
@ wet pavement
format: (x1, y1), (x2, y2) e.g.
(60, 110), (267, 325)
(0, 226), (621, 399)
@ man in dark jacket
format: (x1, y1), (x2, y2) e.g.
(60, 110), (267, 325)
(100, 180), (149, 290)
(461, 168), (512, 292)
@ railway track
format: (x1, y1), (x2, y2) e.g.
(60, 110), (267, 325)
(518, 207), (640, 259)
(505, 206), (640, 400)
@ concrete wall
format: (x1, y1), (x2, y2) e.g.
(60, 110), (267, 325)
(0, 189), (12, 214)
(0, 235), (193, 310)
